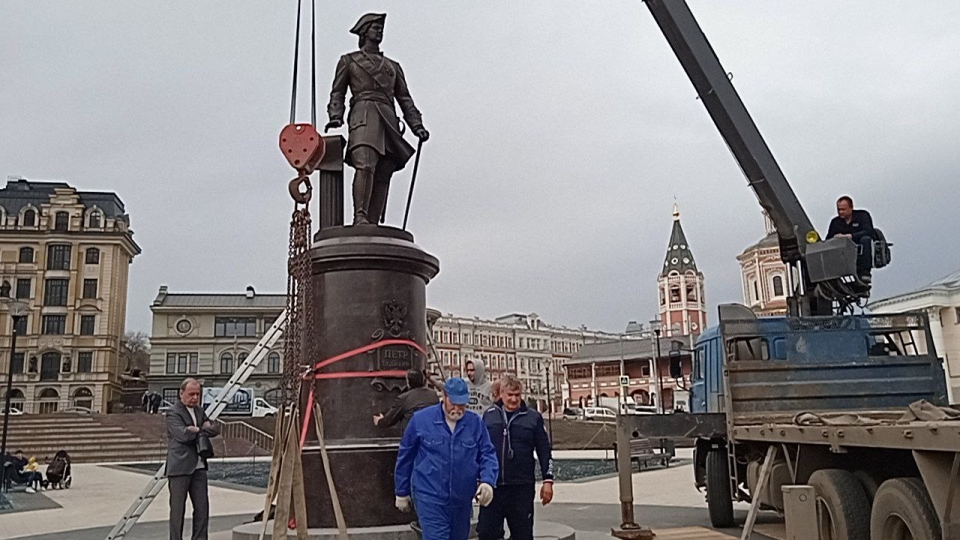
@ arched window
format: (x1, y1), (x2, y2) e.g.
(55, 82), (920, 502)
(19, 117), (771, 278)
(772, 275), (785, 297)
(38, 387), (60, 414)
(686, 284), (696, 301)
(54, 211), (69, 231)
(88, 211), (102, 229)
(85, 248), (100, 265)
(670, 286), (681, 302)
(220, 352), (234, 374)
(19, 247), (34, 263)
(5, 389), (25, 410)
(267, 352), (281, 373)
(73, 387), (94, 410)
(22, 209), (36, 227)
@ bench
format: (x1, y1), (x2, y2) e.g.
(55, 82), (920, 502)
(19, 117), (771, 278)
(613, 438), (674, 471)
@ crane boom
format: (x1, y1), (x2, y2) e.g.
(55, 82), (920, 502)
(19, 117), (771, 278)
(644, 0), (877, 316)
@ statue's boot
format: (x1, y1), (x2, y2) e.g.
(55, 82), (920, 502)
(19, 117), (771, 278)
(352, 169), (375, 225)
(369, 179), (391, 224)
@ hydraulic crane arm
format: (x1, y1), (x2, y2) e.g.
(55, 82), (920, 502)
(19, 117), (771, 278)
(644, 0), (816, 264)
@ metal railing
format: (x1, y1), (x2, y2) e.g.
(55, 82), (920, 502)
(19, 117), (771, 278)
(216, 419), (274, 452)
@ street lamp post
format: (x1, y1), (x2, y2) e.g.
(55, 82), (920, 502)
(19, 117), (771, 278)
(1, 280), (29, 494)
(654, 328), (665, 414)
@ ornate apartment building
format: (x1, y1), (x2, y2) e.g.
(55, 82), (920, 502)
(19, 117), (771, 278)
(147, 286), (286, 405)
(0, 177), (140, 413)
(429, 312), (623, 413)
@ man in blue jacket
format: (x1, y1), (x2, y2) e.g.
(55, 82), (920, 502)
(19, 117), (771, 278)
(395, 377), (499, 540)
(478, 374), (554, 540)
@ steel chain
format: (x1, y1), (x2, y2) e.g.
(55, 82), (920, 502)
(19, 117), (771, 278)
(282, 175), (313, 406)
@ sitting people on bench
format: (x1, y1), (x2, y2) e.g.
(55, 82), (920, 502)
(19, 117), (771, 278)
(826, 195), (876, 283)
(2, 449), (39, 492)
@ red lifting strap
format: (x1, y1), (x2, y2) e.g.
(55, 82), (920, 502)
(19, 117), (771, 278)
(300, 339), (426, 448)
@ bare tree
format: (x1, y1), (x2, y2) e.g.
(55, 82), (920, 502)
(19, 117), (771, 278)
(121, 331), (151, 375)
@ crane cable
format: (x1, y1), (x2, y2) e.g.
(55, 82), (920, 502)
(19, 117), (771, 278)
(288, 0), (318, 127)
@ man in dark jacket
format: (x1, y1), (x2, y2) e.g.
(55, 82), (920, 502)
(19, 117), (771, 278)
(374, 369), (438, 432)
(479, 374), (554, 540)
(166, 378), (220, 540)
(826, 196), (876, 282)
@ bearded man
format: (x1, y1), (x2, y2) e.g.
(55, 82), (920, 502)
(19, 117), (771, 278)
(394, 378), (499, 540)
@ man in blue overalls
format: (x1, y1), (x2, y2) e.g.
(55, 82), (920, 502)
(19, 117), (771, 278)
(395, 378), (499, 540)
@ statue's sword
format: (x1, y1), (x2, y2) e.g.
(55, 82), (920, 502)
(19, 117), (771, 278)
(401, 137), (424, 230)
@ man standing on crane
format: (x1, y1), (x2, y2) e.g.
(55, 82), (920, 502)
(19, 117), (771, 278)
(826, 196), (876, 283)
(325, 13), (429, 226)
(394, 378), (498, 540)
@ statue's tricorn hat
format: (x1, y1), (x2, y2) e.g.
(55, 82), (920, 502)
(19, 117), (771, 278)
(350, 13), (386, 35)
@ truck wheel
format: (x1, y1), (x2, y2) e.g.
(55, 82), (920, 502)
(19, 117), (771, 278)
(705, 449), (735, 528)
(854, 470), (882, 503)
(808, 469), (871, 540)
(870, 478), (941, 540)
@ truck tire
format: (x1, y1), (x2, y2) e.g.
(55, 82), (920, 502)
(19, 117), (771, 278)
(854, 470), (882, 502)
(705, 449), (735, 528)
(808, 469), (871, 540)
(870, 477), (941, 540)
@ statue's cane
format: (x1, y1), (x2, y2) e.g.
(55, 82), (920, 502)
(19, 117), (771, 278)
(401, 138), (424, 231)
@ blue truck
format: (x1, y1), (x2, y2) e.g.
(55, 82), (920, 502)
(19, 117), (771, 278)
(609, 2), (960, 539)
(687, 304), (952, 538)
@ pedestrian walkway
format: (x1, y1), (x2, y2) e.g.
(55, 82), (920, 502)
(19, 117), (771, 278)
(0, 464), (262, 539)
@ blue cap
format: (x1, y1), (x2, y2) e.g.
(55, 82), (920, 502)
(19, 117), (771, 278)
(444, 378), (470, 405)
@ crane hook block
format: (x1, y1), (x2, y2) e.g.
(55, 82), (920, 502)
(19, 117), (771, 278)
(279, 123), (326, 174)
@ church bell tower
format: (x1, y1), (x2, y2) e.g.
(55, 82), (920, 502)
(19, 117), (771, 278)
(657, 204), (707, 336)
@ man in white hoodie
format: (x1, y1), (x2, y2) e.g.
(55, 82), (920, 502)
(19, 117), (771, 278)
(465, 359), (494, 416)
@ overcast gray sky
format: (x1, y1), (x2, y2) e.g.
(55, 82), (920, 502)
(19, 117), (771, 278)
(2, 1), (958, 335)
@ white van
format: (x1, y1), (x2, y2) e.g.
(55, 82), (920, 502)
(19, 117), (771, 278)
(583, 407), (617, 422)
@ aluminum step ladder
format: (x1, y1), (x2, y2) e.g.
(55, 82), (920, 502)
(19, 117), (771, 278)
(104, 310), (288, 540)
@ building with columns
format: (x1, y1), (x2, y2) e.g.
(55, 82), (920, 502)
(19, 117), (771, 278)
(0, 177), (140, 413)
(657, 205), (707, 336)
(868, 269), (960, 403)
(737, 211), (789, 316)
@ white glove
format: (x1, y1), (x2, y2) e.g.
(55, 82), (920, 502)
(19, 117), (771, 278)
(475, 483), (494, 507)
(395, 496), (412, 513)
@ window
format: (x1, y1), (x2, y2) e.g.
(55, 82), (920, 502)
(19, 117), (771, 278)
(772, 275), (785, 297)
(267, 352), (281, 373)
(42, 315), (66, 335)
(220, 352), (234, 374)
(77, 352), (93, 373)
(80, 315), (96, 335)
(10, 352), (25, 374)
(167, 352), (199, 374)
(40, 352), (61, 380)
(16, 278), (31, 300)
(18, 247), (34, 263)
(88, 211), (102, 229)
(955, 307), (960, 325)
(727, 337), (770, 361)
(13, 316), (28, 335)
(47, 244), (71, 270)
(22, 209), (36, 227)
(54, 211), (69, 231)
(752, 281), (760, 302)
(670, 287), (681, 302)
(44, 279), (69, 306)
(82, 279), (98, 299)
(214, 317), (257, 337)
(85, 248), (100, 264)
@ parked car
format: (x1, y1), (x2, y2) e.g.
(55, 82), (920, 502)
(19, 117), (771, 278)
(1, 406), (23, 416)
(562, 407), (582, 420)
(582, 407), (616, 422)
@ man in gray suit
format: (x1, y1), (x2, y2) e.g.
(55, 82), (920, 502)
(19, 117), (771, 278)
(167, 378), (220, 540)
